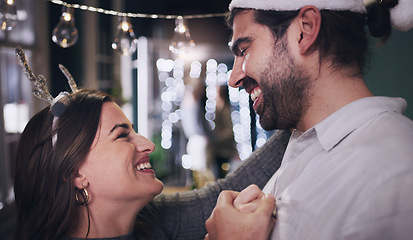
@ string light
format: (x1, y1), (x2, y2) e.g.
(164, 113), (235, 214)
(205, 59), (218, 130)
(52, 6), (79, 48)
(112, 16), (138, 55)
(0, 0), (17, 31)
(48, 0), (227, 52)
(49, 0), (227, 20)
(169, 16), (195, 56)
(255, 117), (268, 148)
(228, 71), (253, 161)
(157, 58), (186, 149)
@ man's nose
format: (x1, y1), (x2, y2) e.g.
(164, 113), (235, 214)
(228, 57), (246, 88)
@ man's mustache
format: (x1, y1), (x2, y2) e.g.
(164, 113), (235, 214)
(241, 76), (258, 92)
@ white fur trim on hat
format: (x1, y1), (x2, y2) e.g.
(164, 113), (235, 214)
(390, 0), (413, 31)
(229, 0), (367, 13)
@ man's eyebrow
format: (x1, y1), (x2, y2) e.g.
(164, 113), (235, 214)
(109, 123), (130, 135)
(230, 37), (253, 56)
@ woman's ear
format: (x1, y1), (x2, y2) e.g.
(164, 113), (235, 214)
(296, 6), (321, 55)
(73, 170), (88, 189)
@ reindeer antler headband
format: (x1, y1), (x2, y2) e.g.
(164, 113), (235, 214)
(15, 45), (79, 146)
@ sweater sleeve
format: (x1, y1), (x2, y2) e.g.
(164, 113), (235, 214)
(137, 130), (290, 240)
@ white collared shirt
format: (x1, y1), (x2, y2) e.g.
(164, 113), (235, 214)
(263, 97), (413, 240)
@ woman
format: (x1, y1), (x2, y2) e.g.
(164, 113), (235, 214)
(14, 89), (163, 240)
(14, 47), (163, 240)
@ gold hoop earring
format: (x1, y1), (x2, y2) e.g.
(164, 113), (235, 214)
(75, 188), (89, 205)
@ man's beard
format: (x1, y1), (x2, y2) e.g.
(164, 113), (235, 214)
(258, 37), (312, 131)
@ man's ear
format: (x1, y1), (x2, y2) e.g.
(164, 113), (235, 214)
(73, 170), (89, 189)
(296, 6), (321, 55)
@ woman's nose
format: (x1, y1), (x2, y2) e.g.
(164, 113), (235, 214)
(134, 134), (155, 154)
(228, 57), (246, 88)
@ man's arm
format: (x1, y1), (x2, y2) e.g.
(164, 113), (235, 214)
(137, 130), (290, 240)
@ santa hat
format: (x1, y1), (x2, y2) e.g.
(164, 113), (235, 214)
(229, 0), (413, 31)
(229, 0), (367, 13)
(390, 0), (413, 31)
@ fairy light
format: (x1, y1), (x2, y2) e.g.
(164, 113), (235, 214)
(63, 11), (71, 21)
(157, 58), (187, 149)
(48, 0), (227, 51)
(49, 0), (227, 20)
(52, 6), (78, 48)
(0, 0), (17, 31)
(121, 21), (128, 31)
(205, 59), (218, 129)
(228, 70), (253, 161)
(169, 16), (195, 56)
(255, 117), (267, 148)
(112, 16), (138, 55)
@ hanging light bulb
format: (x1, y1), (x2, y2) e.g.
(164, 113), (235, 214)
(169, 16), (195, 56)
(0, 0), (17, 31)
(52, 6), (79, 48)
(112, 16), (138, 56)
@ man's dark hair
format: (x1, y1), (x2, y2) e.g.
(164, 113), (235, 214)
(227, 1), (396, 75)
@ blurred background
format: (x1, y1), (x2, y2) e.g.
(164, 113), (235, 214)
(0, 0), (412, 239)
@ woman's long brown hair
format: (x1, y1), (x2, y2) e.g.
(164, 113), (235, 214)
(13, 89), (112, 240)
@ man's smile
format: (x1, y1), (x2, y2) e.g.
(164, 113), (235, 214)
(250, 88), (262, 102)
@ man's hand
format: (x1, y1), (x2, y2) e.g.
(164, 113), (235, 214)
(233, 184), (266, 213)
(204, 185), (276, 240)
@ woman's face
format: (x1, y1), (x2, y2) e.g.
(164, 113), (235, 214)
(77, 102), (163, 209)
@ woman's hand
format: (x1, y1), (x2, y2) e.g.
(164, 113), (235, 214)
(205, 184), (276, 240)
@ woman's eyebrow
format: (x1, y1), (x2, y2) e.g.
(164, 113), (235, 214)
(109, 123), (130, 135)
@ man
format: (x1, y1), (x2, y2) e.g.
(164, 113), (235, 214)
(205, 0), (413, 240)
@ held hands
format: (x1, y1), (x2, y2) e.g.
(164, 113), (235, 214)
(205, 184), (276, 240)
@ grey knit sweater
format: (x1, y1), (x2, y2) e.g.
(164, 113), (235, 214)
(136, 130), (290, 240)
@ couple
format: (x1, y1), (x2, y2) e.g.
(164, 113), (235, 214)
(14, 48), (287, 240)
(14, 0), (413, 239)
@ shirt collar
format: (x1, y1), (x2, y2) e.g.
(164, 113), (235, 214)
(311, 97), (407, 151)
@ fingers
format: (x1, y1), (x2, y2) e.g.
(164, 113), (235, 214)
(236, 198), (261, 213)
(205, 192), (277, 240)
(216, 190), (239, 207)
(257, 194), (276, 217)
(233, 184), (265, 213)
(205, 191), (240, 240)
(233, 184), (264, 209)
(257, 194), (277, 234)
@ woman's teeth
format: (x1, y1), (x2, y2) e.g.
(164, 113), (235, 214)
(136, 162), (152, 170)
(251, 88), (261, 102)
